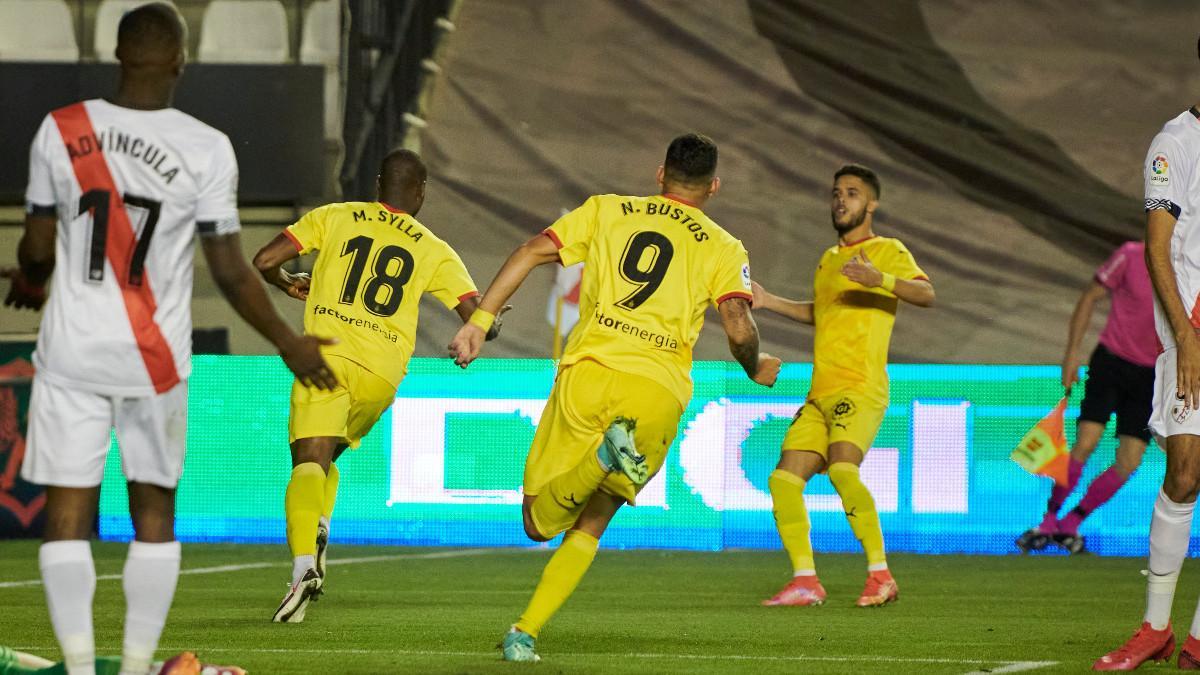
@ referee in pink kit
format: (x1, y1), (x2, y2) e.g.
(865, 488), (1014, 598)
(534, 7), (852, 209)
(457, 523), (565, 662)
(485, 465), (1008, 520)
(1017, 240), (1158, 555)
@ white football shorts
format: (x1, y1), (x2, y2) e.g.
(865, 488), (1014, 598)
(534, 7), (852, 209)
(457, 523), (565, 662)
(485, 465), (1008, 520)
(1149, 347), (1200, 442)
(21, 375), (188, 488)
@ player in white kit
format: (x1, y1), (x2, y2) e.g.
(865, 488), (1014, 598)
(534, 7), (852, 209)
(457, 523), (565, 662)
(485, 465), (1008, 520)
(0, 5), (334, 675)
(1094, 40), (1200, 672)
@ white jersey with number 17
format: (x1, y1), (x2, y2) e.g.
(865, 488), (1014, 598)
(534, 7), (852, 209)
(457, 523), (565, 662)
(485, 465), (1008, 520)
(25, 98), (241, 396)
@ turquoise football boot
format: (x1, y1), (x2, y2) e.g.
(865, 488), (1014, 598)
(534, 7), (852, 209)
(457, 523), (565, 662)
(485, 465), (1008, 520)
(598, 416), (647, 485)
(501, 628), (540, 662)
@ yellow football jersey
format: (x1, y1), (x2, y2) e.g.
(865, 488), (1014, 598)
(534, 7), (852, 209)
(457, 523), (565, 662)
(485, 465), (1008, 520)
(809, 235), (928, 403)
(547, 194), (752, 408)
(285, 201), (478, 388)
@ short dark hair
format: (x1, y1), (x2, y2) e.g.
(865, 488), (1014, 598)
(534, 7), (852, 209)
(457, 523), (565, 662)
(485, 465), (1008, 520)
(834, 164), (881, 199)
(116, 3), (185, 64)
(663, 133), (718, 185)
(379, 148), (427, 190)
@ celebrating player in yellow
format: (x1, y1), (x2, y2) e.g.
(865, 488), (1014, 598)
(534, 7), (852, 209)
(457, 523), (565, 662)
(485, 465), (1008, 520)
(253, 149), (500, 623)
(754, 164), (934, 608)
(448, 133), (781, 662)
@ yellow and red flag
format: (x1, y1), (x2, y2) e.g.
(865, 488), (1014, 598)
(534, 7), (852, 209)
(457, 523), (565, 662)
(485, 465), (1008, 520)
(1011, 397), (1071, 486)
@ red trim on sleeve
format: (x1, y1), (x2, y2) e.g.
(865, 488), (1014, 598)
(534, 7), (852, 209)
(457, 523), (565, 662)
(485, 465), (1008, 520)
(542, 228), (564, 249)
(51, 103), (180, 394)
(911, 275), (930, 282)
(717, 291), (754, 305)
(282, 228), (303, 251)
(457, 291), (480, 303)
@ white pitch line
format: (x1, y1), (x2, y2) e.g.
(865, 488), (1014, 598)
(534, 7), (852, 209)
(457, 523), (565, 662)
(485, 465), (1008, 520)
(0, 548), (517, 589)
(964, 662), (1058, 674)
(8, 646), (1055, 669)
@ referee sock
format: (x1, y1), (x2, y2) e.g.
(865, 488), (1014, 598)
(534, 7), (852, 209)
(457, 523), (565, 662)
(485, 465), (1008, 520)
(120, 541), (181, 675)
(828, 462), (887, 568)
(285, 463), (326, 574)
(323, 463), (340, 522)
(768, 469), (815, 575)
(514, 530), (599, 638)
(1145, 489), (1194, 630)
(529, 455), (609, 539)
(1040, 457), (1084, 531)
(39, 540), (96, 675)
(1058, 467), (1129, 535)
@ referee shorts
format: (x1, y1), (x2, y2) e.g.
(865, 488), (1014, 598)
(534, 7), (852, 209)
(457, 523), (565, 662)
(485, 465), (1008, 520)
(1079, 343), (1154, 442)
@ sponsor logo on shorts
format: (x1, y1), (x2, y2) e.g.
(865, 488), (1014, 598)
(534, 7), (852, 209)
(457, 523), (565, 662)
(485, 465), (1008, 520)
(1151, 153), (1170, 185)
(831, 397), (857, 421)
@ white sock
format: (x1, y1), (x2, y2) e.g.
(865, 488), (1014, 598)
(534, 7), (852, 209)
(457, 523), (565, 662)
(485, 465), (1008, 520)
(1145, 489), (1195, 630)
(39, 540), (96, 675)
(793, 569), (817, 577)
(868, 562), (889, 573)
(1190, 594), (1200, 639)
(293, 554), (315, 584)
(120, 541), (181, 675)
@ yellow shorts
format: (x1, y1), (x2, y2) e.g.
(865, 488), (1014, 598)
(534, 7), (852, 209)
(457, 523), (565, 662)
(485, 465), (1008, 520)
(781, 392), (887, 457)
(289, 355), (396, 448)
(525, 359), (682, 506)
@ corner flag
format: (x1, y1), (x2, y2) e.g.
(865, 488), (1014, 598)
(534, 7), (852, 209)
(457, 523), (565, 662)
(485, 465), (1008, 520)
(1011, 397), (1071, 486)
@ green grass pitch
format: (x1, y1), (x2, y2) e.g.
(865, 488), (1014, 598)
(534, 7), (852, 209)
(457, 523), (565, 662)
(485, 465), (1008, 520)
(0, 541), (1193, 673)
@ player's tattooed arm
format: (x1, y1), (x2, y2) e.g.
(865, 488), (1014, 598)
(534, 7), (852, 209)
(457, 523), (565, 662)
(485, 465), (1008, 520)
(253, 233), (310, 301)
(2, 212), (56, 310)
(718, 296), (781, 387)
(750, 280), (814, 325)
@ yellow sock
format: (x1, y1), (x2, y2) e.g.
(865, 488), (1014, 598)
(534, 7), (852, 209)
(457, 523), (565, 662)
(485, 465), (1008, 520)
(529, 455), (609, 539)
(827, 462), (886, 567)
(514, 531), (599, 638)
(768, 469), (815, 573)
(285, 462), (326, 558)
(323, 463), (340, 521)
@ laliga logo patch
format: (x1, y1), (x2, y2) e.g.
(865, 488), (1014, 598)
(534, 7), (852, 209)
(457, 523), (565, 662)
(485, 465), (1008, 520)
(741, 264), (752, 290)
(1151, 154), (1170, 185)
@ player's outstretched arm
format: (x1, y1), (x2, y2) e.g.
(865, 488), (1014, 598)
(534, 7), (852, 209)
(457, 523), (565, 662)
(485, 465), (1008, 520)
(252, 233), (311, 301)
(2, 212), (56, 310)
(201, 232), (337, 390)
(841, 251), (935, 307)
(718, 296), (780, 387)
(750, 280), (814, 325)
(1061, 281), (1107, 391)
(1147, 208), (1200, 408)
(452, 296), (509, 342)
(448, 234), (560, 368)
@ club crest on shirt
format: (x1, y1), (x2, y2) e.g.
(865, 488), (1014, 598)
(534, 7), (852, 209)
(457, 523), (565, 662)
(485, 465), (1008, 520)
(1151, 153), (1170, 185)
